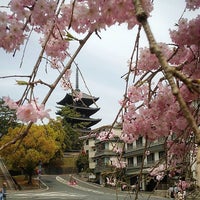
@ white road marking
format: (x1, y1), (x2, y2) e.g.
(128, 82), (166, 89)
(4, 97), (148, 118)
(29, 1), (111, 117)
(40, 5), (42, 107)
(56, 176), (103, 194)
(14, 191), (86, 198)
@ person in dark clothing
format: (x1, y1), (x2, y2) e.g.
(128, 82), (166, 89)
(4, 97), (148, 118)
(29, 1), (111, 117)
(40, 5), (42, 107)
(2, 182), (7, 200)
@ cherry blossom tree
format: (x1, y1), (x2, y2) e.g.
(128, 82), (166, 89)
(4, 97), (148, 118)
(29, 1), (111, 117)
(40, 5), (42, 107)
(0, 0), (200, 198)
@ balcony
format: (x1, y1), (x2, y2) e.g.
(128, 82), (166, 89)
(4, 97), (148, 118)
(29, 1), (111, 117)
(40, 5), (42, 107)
(94, 149), (117, 158)
(124, 143), (164, 157)
(94, 163), (113, 173)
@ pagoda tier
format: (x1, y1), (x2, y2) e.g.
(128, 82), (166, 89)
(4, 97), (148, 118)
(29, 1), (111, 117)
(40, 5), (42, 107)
(67, 105), (100, 117)
(64, 116), (101, 128)
(57, 92), (99, 107)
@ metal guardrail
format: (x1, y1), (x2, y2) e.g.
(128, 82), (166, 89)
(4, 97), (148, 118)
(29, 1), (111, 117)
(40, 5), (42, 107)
(0, 158), (17, 190)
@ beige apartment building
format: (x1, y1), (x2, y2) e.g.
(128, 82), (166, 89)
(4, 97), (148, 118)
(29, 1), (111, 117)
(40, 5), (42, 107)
(80, 125), (124, 184)
(79, 133), (97, 170)
(124, 136), (166, 191)
(80, 126), (169, 190)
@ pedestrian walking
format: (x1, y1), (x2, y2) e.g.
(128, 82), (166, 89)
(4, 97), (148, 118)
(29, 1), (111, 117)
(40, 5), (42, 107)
(0, 188), (3, 200)
(2, 182), (7, 200)
(168, 184), (178, 199)
(168, 186), (175, 199)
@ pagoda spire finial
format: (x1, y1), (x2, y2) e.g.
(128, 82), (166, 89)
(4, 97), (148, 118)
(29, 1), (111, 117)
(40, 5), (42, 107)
(75, 67), (79, 90)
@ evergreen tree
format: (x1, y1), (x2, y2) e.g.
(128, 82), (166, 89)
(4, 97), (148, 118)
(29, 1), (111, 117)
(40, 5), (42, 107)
(57, 106), (85, 151)
(76, 152), (89, 173)
(0, 97), (18, 137)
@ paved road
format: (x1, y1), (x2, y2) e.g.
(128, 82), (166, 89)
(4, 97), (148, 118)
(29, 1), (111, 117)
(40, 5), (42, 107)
(7, 175), (168, 200)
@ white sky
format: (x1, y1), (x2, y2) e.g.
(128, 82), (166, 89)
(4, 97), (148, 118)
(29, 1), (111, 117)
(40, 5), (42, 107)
(0, 1), (199, 128)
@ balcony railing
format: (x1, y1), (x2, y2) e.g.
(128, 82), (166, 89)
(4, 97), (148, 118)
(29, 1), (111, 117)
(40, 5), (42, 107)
(94, 163), (113, 173)
(127, 160), (157, 169)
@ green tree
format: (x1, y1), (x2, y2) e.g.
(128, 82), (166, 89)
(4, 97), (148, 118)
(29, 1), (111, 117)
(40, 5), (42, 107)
(0, 122), (65, 184)
(57, 106), (84, 151)
(76, 153), (89, 173)
(0, 97), (18, 137)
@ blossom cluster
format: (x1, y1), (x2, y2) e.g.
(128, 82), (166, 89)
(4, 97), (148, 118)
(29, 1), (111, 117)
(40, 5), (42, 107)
(113, 146), (123, 154)
(137, 43), (172, 73)
(0, 12), (26, 52)
(60, 0), (153, 33)
(0, 0), (153, 60)
(111, 159), (127, 168)
(149, 164), (166, 181)
(73, 90), (83, 102)
(170, 15), (200, 46)
(3, 96), (51, 123)
(122, 83), (191, 142)
(106, 177), (116, 186)
(185, 0), (200, 10)
(97, 130), (115, 141)
(167, 140), (190, 171)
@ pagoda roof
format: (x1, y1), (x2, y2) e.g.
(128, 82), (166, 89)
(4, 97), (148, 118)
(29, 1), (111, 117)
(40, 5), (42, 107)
(67, 105), (100, 116)
(57, 92), (99, 107)
(65, 116), (101, 128)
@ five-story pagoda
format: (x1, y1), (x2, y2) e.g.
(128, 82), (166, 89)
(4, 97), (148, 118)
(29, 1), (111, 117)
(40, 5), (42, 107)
(57, 68), (101, 133)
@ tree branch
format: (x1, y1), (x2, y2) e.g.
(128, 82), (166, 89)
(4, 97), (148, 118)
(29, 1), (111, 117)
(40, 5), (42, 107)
(133, 0), (200, 144)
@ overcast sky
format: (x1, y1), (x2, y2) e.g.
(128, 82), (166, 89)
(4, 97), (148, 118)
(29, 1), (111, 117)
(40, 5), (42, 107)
(0, 1), (199, 128)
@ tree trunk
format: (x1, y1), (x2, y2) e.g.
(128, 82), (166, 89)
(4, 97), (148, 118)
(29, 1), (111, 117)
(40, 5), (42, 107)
(28, 174), (32, 185)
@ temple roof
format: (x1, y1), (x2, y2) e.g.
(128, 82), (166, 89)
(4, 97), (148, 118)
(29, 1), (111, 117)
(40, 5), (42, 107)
(67, 105), (100, 116)
(57, 92), (99, 107)
(65, 116), (101, 128)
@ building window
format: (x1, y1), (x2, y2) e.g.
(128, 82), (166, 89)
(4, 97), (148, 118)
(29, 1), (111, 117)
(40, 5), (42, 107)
(137, 155), (143, 166)
(86, 140), (89, 145)
(158, 137), (165, 143)
(104, 143), (109, 150)
(147, 153), (155, 164)
(128, 157), (134, 166)
(104, 157), (110, 165)
(159, 151), (165, 159)
(97, 158), (103, 166)
(127, 143), (133, 150)
(136, 137), (143, 147)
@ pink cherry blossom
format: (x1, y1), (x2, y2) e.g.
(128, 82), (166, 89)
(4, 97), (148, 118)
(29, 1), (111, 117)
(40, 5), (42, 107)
(170, 15), (200, 46)
(149, 164), (166, 181)
(185, 0), (200, 10)
(3, 96), (18, 110)
(3, 96), (51, 123)
(36, 104), (51, 120)
(73, 91), (83, 102)
(137, 43), (172, 73)
(10, 0), (32, 19)
(106, 177), (116, 186)
(111, 160), (127, 168)
(97, 130), (115, 141)
(16, 103), (38, 123)
(113, 146), (123, 154)
(60, 79), (72, 90)
(0, 12), (26, 52)
(30, 0), (57, 27)
(64, 69), (72, 81)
